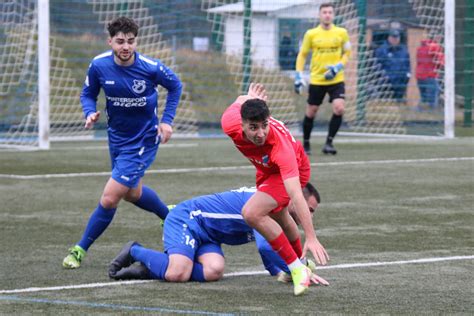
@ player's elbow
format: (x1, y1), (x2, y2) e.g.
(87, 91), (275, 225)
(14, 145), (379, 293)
(171, 80), (183, 94)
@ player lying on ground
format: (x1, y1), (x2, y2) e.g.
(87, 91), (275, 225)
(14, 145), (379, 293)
(108, 185), (329, 290)
(221, 82), (329, 295)
(63, 17), (182, 269)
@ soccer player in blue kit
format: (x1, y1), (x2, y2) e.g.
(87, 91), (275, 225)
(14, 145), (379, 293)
(108, 185), (328, 289)
(63, 17), (182, 269)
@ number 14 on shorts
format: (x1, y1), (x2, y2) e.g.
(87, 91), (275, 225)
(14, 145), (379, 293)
(185, 235), (195, 249)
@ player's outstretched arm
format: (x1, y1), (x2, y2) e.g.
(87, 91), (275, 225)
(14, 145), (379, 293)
(234, 82), (268, 104)
(283, 177), (329, 265)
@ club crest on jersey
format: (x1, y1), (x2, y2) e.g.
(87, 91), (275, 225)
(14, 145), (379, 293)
(248, 155), (270, 168)
(132, 79), (146, 94)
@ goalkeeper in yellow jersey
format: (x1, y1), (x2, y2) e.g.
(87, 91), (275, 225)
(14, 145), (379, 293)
(294, 3), (351, 155)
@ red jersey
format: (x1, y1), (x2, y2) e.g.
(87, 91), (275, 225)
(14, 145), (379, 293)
(221, 102), (308, 181)
(416, 39), (444, 80)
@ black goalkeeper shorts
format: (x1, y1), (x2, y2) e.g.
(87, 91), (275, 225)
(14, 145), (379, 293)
(307, 82), (345, 106)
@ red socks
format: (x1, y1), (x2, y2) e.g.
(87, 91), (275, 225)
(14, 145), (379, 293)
(290, 238), (303, 258)
(268, 232), (298, 265)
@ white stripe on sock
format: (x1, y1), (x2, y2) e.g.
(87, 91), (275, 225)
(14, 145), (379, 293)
(287, 259), (303, 271)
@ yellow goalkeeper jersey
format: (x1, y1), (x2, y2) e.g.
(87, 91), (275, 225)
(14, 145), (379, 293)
(296, 24), (351, 85)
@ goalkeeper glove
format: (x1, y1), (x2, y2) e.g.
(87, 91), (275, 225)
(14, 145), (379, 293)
(324, 63), (344, 80)
(294, 72), (307, 95)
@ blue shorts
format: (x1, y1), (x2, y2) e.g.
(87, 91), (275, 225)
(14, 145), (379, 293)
(109, 141), (159, 188)
(163, 203), (224, 261)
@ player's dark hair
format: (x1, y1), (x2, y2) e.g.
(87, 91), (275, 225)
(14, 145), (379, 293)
(303, 182), (321, 204)
(107, 17), (139, 37)
(319, 3), (334, 11)
(241, 99), (270, 122)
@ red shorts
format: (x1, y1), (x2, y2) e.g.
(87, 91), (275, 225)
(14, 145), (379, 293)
(256, 163), (311, 213)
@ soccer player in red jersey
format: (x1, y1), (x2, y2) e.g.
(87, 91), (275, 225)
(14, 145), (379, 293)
(221, 83), (329, 295)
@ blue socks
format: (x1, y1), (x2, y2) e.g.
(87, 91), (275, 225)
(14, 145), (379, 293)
(190, 262), (206, 282)
(78, 203), (116, 251)
(131, 245), (169, 280)
(130, 245), (208, 282)
(76, 186), (166, 252)
(133, 186), (169, 219)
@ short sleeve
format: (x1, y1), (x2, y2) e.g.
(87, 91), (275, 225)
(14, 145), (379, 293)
(271, 136), (299, 180)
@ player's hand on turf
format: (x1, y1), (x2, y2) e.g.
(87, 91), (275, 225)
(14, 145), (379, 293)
(310, 273), (330, 286)
(247, 83), (268, 101)
(302, 237), (329, 266)
(85, 111), (100, 129)
(158, 123), (173, 144)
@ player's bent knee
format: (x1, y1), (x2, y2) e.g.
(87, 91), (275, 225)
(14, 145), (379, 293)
(165, 269), (191, 282)
(100, 195), (120, 209)
(165, 257), (192, 282)
(124, 190), (141, 203)
(203, 261), (224, 282)
(332, 101), (345, 116)
(204, 268), (224, 282)
(241, 207), (259, 226)
(334, 107), (345, 116)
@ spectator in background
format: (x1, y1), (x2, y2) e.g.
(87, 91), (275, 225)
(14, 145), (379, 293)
(416, 34), (444, 111)
(279, 34), (296, 71)
(375, 29), (411, 102)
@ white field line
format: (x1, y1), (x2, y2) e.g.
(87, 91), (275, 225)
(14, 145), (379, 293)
(0, 255), (472, 294)
(53, 143), (199, 151)
(0, 157), (473, 180)
(224, 255), (474, 277)
(0, 143), (198, 152)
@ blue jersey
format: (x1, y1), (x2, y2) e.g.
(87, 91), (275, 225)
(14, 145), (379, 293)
(80, 51), (182, 149)
(177, 187), (256, 246)
(165, 187), (286, 275)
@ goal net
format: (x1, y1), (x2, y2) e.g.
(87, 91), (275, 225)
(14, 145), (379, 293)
(202, 0), (451, 137)
(0, 0), (452, 149)
(0, 0), (198, 149)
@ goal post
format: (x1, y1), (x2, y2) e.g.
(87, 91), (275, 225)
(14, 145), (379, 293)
(444, 0), (455, 139)
(38, 0), (50, 149)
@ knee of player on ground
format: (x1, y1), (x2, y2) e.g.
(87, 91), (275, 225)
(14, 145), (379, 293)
(201, 254), (225, 281)
(165, 255), (193, 282)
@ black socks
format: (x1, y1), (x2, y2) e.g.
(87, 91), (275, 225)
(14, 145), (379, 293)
(303, 115), (314, 142)
(327, 114), (342, 145)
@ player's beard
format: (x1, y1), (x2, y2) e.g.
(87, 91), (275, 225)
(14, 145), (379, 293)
(322, 20), (332, 28)
(253, 136), (266, 146)
(115, 50), (134, 63)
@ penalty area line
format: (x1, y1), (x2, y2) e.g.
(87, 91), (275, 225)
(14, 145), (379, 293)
(0, 156), (473, 180)
(0, 255), (472, 294)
